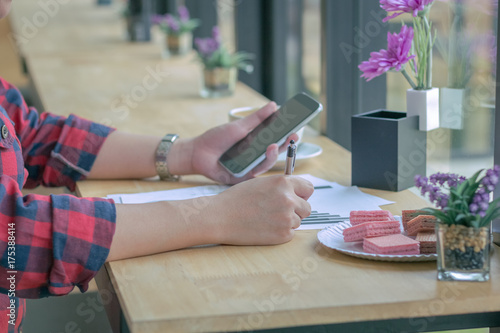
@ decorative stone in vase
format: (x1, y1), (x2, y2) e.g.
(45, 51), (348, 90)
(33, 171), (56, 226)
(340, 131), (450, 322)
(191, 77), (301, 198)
(200, 67), (237, 98)
(165, 32), (193, 57)
(439, 87), (464, 130)
(436, 223), (491, 282)
(406, 87), (440, 131)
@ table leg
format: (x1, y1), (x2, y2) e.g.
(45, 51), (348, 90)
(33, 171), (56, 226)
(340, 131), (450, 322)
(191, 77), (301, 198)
(95, 266), (122, 333)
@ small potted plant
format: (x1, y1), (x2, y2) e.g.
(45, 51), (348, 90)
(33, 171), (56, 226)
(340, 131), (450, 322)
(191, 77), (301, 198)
(152, 6), (200, 56)
(415, 166), (500, 282)
(359, 0), (439, 132)
(194, 26), (253, 98)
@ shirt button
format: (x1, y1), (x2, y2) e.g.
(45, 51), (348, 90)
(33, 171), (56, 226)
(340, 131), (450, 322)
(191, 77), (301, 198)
(1, 125), (8, 139)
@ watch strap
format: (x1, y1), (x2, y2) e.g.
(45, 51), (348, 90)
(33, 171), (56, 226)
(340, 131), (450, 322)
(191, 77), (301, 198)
(155, 134), (180, 181)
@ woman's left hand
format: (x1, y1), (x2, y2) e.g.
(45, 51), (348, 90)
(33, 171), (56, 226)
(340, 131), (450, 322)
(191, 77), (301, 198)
(169, 102), (297, 184)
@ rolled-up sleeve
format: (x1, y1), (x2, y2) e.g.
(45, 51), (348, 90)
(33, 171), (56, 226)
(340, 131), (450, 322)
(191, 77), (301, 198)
(1, 182), (116, 298)
(1, 77), (115, 190)
(0, 77), (117, 297)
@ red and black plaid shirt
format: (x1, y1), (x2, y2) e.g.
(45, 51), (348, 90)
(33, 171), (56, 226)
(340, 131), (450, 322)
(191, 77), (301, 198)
(0, 78), (117, 332)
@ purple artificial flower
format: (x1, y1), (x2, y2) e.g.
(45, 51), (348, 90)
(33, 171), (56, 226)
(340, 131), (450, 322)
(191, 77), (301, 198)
(469, 165), (500, 216)
(195, 26), (222, 58)
(469, 203), (479, 213)
(359, 25), (415, 81)
(380, 0), (435, 22)
(437, 193), (448, 209)
(414, 174), (449, 209)
(414, 175), (428, 188)
(178, 6), (190, 22)
(416, 166), (500, 224)
(429, 172), (466, 188)
(211, 26), (221, 44)
(195, 38), (217, 57)
(151, 14), (164, 25)
(165, 14), (180, 32)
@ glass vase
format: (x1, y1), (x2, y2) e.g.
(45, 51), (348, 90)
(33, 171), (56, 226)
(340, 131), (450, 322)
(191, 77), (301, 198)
(164, 32), (192, 57)
(436, 223), (491, 282)
(200, 67), (237, 98)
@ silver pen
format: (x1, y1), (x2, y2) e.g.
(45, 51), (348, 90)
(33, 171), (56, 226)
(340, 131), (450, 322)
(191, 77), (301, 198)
(284, 140), (296, 175)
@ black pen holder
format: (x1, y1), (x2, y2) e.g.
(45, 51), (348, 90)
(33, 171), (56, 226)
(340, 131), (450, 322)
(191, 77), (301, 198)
(351, 110), (426, 191)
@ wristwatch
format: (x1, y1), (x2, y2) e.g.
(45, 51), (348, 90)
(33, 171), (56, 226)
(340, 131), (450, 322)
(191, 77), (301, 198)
(155, 134), (180, 181)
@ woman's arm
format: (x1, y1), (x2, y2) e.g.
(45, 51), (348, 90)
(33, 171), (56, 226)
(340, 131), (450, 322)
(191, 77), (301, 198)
(88, 102), (297, 184)
(107, 175), (313, 261)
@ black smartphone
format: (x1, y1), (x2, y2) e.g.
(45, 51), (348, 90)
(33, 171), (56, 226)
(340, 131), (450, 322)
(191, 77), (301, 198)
(218, 92), (322, 177)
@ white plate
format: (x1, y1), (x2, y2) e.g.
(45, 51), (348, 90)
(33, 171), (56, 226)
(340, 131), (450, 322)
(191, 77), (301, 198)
(317, 221), (437, 262)
(272, 142), (323, 169)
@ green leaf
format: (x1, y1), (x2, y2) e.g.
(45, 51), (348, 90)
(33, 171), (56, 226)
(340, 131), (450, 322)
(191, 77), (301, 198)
(479, 201), (500, 227)
(468, 169), (484, 184)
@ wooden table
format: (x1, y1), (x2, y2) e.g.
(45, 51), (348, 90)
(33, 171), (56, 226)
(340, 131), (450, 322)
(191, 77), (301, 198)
(8, 1), (500, 332)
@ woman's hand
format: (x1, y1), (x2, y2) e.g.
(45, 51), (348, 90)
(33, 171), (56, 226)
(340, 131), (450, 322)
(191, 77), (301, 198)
(207, 175), (314, 245)
(168, 102), (298, 184)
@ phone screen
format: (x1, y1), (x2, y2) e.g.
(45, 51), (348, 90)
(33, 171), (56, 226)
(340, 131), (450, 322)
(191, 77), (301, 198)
(219, 93), (321, 177)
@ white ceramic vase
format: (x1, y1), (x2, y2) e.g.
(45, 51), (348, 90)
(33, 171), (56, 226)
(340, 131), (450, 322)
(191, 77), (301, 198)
(406, 87), (440, 131)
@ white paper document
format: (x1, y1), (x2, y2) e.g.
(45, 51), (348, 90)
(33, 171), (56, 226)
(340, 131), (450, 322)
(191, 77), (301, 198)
(106, 185), (229, 204)
(296, 175), (394, 230)
(106, 174), (394, 230)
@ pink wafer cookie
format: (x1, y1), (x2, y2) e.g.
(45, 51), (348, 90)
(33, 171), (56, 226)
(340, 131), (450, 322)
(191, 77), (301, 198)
(406, 215), (436, 236)
(363, 234), (420, 255)
(416, 232), (437, 254)
(349, 210), (395, 226)
(342, 221), (401, 242)
(402, 209), (425, 232)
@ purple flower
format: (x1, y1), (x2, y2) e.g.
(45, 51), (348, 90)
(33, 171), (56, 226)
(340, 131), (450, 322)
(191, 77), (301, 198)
(470, 203), (479, 213)
(414, 174), (449, 209)
(380, 0), (435, 22)
(469, 165), (500, 216)
(414, 175), (428, 188)
(437, 194), (448, 209)
(429, 172), (466, 188)
(178, 6), (190, 22)
(416, 166), (500, 225)
(195, 38), (217, 57)
(195, 26), (222, 58)
(212, 26), (221, 44)
(359, 25), (415, 81)
(151, 14), (164, 25)
(165, 14), (180, 32)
